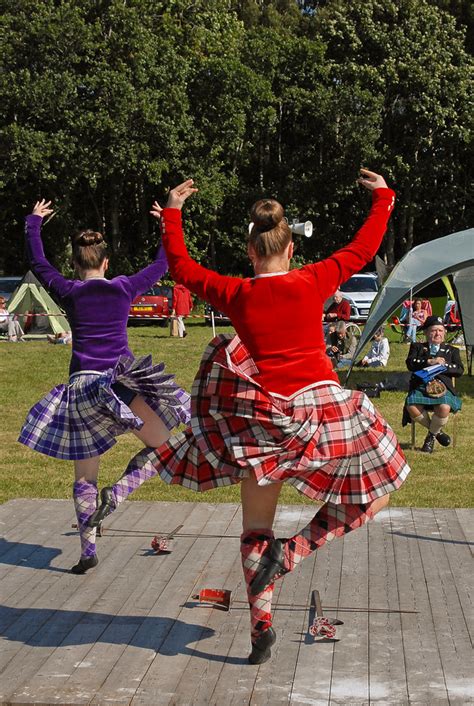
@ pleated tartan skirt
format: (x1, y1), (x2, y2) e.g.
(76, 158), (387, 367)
(139, 335), (410, 505)
(18, 355), (190, 460)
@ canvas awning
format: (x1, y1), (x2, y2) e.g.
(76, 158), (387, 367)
(453, 267), (474, 346)
(348, 227), (474, 376)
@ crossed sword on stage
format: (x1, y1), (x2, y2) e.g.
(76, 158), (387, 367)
(72, 518), (418, 639)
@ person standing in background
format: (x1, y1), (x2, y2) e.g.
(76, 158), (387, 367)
(171, 283), (193, 337)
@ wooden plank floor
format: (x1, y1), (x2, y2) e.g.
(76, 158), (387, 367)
(0, 500), (472, 706)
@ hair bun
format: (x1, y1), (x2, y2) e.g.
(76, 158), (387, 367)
(75, 230), (104, 247)
(250, 199), (284, 233)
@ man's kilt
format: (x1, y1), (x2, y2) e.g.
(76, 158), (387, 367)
(137, 335), (410, 505)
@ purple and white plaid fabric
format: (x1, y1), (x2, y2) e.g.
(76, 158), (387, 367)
(142, 334), (410, 505)
(18, 355), (190, 460)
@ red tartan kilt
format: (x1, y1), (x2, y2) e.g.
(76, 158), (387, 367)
(156, 335), (410, 504)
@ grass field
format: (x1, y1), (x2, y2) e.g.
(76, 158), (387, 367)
(1, 318), (472, 508)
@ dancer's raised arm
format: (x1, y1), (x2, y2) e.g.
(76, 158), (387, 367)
(25, 199), (73, 300)
(309, 169), (395, 300)
(157, 180), (243, 312)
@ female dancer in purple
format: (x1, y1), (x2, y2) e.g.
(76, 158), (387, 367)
(100, 173), (410, 663)
(19, 200), (190, 574)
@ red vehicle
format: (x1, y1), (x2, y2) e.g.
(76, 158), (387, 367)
(128, 284), (173, 326)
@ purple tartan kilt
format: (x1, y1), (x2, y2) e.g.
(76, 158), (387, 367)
(18, 355), (190, 460)
(138, 335), (411, 505)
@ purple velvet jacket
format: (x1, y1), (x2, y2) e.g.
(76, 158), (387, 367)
(25, 214), (168, 374)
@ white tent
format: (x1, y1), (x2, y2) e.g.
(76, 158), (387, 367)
(348, 227), (474, 377)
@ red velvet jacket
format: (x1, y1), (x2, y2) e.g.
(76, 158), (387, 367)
(161, 189), (395, 397)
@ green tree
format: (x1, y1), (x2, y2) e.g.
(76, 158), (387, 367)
(1, 0), (472, 278)
(1, 0), (191, 272)
(313, 0), (473, 266)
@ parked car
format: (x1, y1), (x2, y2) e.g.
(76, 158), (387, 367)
(0, 276), (22, 303)
(204, 303), (232, 326)
(129, 284), (172, 326)
(339, 273), (379, 321)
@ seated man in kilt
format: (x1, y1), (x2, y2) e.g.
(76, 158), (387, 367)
(404, 315), (464, 453)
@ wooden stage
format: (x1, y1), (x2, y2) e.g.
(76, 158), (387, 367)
(0, 499), (472, 705)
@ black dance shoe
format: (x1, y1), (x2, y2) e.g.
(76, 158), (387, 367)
(88, 487), (115, 527)
(248, 627), (276, 665)
(420, 432), (435, 453)
(250, 539), (286, 596)
(436, 431), (451, 447)
(71, 554), (99, 574)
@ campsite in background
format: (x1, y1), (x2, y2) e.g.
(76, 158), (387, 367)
(6, 271), (69, 338)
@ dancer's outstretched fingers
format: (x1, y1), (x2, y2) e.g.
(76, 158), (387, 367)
(150, 201), (163, 219)
(166, 179), (198, 210)
(32, 199), (54, 218)
(357, 168), (388, 191)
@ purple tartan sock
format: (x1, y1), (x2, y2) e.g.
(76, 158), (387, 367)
(110, 447), (159, 506)
(73, 480), (98, 559)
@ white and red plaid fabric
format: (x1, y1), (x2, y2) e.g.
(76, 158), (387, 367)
(151, 334), (410, 504)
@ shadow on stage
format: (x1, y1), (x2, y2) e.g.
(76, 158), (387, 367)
(0, 538), (68, 573)
(0, 604), (248, 664)
(389, 530), (473, 546)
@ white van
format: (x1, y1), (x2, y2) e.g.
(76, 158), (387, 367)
(339, 273), (379, 321)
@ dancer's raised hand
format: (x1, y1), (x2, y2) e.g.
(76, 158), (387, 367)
(166, 179), (198, 210)
(357, 169), (388, 191)
(150, 201), (163, 220)
(32, 199), (54, 218)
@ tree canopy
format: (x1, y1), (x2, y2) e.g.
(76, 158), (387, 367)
(1, 0), (472, 276)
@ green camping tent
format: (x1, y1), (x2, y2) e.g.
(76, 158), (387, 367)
(7, 271), (70, 337)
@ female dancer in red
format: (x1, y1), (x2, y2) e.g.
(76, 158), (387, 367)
(97, 171), (410, 662)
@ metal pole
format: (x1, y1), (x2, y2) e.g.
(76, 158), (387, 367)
(211, 309), (216, 338)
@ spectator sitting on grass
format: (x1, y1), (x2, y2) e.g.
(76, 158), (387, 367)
(324, 321), (336, 346)
(358, 327), (390, 367)
(326, 320), (357, 369)
(47, 331), (72, 345)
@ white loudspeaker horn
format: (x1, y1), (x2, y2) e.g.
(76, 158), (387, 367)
(248, 220), (313, 237)
(290, 221), (313, 238)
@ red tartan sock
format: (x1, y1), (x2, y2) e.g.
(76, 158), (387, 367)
(240, 529), (275, 640)
(282, 502), (375, 572)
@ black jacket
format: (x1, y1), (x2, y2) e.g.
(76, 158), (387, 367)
(406, 342), (464, 395)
